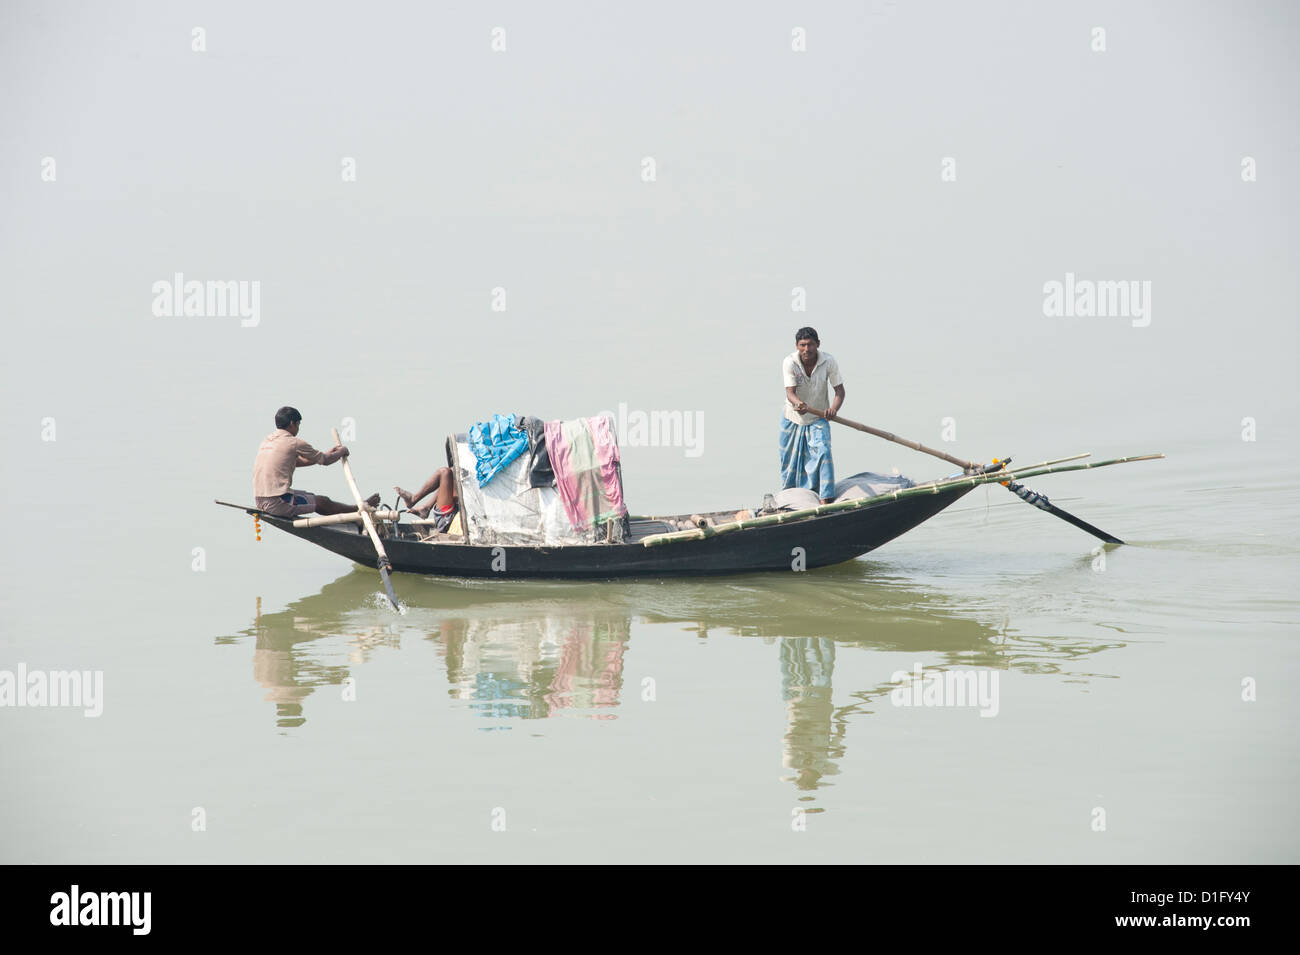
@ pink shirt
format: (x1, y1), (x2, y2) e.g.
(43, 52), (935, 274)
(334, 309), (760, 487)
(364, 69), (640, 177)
(253, 429), (326, 498)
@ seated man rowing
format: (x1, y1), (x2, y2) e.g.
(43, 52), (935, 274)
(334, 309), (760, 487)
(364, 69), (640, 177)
(394, 468), (459, 532)
(253, 406), (381, 517)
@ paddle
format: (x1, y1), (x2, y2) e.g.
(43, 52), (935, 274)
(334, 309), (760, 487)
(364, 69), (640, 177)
(1000, 479), (1123, 544)
(802, 405), (1126, 545)
(802, 408), (985, 473)
(331, 427), (400, 610)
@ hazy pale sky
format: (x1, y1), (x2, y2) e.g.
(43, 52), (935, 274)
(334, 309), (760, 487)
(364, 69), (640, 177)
(2, 0), (1296, 512)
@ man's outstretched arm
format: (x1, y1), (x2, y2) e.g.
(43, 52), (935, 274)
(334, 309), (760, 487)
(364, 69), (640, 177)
(297, 444), (348, 467)
(827, 384), (845, 418)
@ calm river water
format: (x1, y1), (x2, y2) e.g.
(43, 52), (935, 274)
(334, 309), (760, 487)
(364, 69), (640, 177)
(3, 427), (1296, 864)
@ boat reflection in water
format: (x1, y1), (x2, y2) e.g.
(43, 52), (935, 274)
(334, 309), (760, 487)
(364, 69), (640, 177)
(214, 595), (362, 728)
(217, 576), (633, 728)
(430, 613), (627, 721)
(217, 563), (1125, 796)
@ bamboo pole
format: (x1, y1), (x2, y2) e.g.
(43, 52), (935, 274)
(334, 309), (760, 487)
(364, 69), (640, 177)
(803, 406), (981, 471)
(292, 509), (403, 528)
(291, 509), (458, 532)
(331, 428), (400, 609)
(641, 452), (1164, 547)
(802, 404), (1128, 543)
(896, 453), (1092, 495)
(627, 454), (1090, 545)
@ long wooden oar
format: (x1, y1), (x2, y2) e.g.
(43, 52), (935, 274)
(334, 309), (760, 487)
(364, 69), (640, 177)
(331, 427), (400, 610)
(804, 407), (981, 472)
(803, 405), (1129, 545)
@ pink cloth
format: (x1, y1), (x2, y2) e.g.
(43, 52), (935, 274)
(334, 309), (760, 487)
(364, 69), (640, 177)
(588, 414), (626, 516)
(543, 624), (626, 719)
(544, 415), (627, 532)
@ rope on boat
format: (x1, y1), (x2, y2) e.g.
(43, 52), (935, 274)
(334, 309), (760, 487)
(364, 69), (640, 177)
(1004, 480), (1053, 512)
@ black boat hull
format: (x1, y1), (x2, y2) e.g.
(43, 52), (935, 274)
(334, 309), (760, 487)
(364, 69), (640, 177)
(251, 484), (974, 579)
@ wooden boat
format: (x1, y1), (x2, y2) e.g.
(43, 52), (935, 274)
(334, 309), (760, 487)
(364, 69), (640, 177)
(216, 450), (1162, 581)
(218, 481), (969, 578)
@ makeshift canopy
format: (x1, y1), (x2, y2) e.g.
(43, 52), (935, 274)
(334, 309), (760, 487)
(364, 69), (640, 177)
(447, 412), (628, 546)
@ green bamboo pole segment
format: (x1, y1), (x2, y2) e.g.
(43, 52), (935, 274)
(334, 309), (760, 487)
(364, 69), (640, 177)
(629, 455), (1088, 540)
(901, 452), (1092, 495)
(992, 453), (1163, 484)
(640, 452), (1164, 548)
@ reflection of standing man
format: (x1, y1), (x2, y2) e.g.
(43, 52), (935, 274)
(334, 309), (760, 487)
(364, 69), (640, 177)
(779, 637), (840, 791)
(781, 327), (845, 503)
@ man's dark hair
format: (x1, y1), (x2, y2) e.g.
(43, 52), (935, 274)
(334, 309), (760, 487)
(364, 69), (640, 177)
(794, 326), (820, 344)
(274, 406), (302, 429)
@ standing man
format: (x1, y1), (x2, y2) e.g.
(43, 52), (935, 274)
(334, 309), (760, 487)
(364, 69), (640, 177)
(253, 406), (380, 517)
(781, 327), (845, 504)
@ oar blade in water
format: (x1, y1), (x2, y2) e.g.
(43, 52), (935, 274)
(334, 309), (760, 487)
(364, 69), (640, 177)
(1004, 480), (1124, 545)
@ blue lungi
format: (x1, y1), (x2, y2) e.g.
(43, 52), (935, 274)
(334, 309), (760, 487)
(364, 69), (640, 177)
(779, 417), (835, 498)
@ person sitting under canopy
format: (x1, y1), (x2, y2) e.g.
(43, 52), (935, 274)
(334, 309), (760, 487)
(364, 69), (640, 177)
(395, 468), (459, 532)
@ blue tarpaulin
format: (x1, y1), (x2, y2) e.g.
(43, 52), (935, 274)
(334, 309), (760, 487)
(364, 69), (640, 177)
(468, 413), (531, 487)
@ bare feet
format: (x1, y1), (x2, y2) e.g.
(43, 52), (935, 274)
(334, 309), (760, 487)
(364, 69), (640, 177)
(410, 502), (433, 519)
(394, 486), (416, 508)
(365, 493), (381, 508)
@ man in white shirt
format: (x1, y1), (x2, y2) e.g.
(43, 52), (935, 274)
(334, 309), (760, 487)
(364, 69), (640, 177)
(781, 327), (845, 504)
